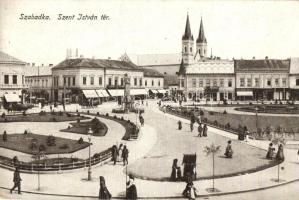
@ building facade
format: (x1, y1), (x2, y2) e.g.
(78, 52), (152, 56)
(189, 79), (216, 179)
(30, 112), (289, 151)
(289, 57), (299, 100)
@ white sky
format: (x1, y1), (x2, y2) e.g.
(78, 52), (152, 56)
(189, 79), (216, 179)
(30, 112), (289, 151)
(0, 0), (299, 65)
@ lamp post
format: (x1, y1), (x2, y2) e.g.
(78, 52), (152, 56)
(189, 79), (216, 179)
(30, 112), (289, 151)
(255, 106), (258, 135)
(87, 127), (93, 181)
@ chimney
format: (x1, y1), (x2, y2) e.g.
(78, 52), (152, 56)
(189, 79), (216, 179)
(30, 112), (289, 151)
(41, 63), (44, 67)
(70, 49), (72, 58)
(76, 48), (78, 58)
(265, 56), (268, 59)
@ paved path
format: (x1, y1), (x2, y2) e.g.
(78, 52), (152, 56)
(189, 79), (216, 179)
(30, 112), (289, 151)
(1, 102), (299, 199)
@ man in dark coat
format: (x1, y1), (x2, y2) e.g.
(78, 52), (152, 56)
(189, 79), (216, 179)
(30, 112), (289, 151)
(10, 167), (21, 194)
(111, 145), (118, 165)
(202, 124), (208, 137)
(122, 145), (129, 166)
(126, 175), (137, 200)
(99, 176), (111, 199)
(197, 124), (203, 137)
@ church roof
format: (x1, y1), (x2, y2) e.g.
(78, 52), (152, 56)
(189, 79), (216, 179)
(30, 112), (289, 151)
(0, 51), (26, 65)
(234, 59), (290, 72)
(178, 59), (186, 75)
(164, 75), (179, 86)
(182, 14), (194, 40)
(196, 18), (207, 43)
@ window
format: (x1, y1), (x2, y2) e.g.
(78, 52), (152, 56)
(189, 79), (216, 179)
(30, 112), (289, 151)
(120, 78), (124, 86)
(255, 78), (259, 87)
(184, 46), (187, 53)
(140, 78), (142, 86)
(275, 78), (279, 87)
(192, 79), (196, 87)
(267, 79), (271, 86)
(108, 77), (112, 86)
(152, 80), (154, 86)
(83, 77), (87, 85)
(158, 80), (160, 86)
(13, 75), (17, 84)
(64, 77), (67, 86)
(247, 78), (252, 87)
(22, 75), (24, 85)
(213, 79), (217, 87)
(199, 79), (203, 87)
(296, 79), (299, 86)
(4, 75), (9, 84)
(114, 77), (118, 86)
(220, 79), (224, 87)
(190, 47), (192, 52)
(99, 77), (102, 85)
(73, 77), (76, 86)
(282, 78), (286, 87)
(181, 80), (184, 87)
(228, 79), (232, 87)
(134, 78), (137, 86)
(145, 80), (147, 86)
(90, 77), (94, 85)
(240, 78), (245, 87)
(68, 77), (71, 86)
(206, 79), (210, 87)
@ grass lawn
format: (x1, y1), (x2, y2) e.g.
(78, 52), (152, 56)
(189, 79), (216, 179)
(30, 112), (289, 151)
(128, 109), (278, 181)
(61, 117), (108, 136)
(0, 133), (89, 155)
(0, 112), (89, 123)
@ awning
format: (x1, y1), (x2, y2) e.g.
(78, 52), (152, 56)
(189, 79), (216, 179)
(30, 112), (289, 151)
(157, 89), (167, 94)
(237, 91), (253, 96)
(4, 94), (21, 103)
(150, 89), (158, 94)
(130, 89), (148, 95)
(96, 89), (110, 97)
(82, 90), (98, 98)
(108, 89), (124, 97)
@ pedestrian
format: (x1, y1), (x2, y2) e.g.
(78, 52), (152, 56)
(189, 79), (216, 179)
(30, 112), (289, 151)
(126, 175), (137, 200)
(139, 115), (144, 126)
(170, 159), (178, 181)
(276, 144), (285, 161)
(190, 123), (194, 132)
(3, 130), (7, 142)
(202, 124), (208, 137)
(50, 104), (52, 111)
(117, 144), (123, 162)
(182, 179), (197, 200)
(224, 140), (233, 158)
(178, 120), (182, 130)
(99, 176), (112, 200)
(266, 143), (275, 160)
(111, 145), (118, 165)
(177, 167), (182, 181)
(122, 145), (129, 166)
(197, 123), (202, 137)
(10, 167), (22, 194)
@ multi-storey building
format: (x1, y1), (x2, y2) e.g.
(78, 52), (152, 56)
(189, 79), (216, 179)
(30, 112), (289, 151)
(289, 57), (299, 100)
(0, 51), (27, 105)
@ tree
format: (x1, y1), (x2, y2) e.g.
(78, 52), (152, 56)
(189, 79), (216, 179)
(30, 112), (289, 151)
(204, 143), (221, 192)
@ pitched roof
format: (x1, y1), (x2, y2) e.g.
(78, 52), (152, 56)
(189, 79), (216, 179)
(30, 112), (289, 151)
(186, 60), (234, 74)
(196, 18), (207, 43)
(182, 14), (194, 40)
(178, 59), (186, 75)
(235, 59), (290, 72)
(24, 66), (52, 76)
(52, 58), (141, 71)
(164, 75), (179, 86)
(121, 53), (181, 66)
(0, 51), (26, 65)
(143, 68), (164, 78)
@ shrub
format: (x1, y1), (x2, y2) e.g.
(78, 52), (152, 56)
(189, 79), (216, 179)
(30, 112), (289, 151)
(202, 118), (207, 123)
(39, 111), (46, 116)
(225, 123), (231, 129)
(78, 137), (84, 144)
(114, 115), (117, 119)
(59, 144), (69, 149)
(30, 142), (37, 150)
(223, 110), (227, 114)
(77, 113), (80, 117)
(66, 113), (71, 117)
(47, 135), (56, 146)
(23, 111), (27, 116)
(76, 109), (78, 113)
(52, 117), (57, 122)
(127, 120), (130, 123)
(1, 113), (5, 118)
(51, 110), (56, 115)
(199, 110), (204, 116)
(121, 116), (124, 120)
(39, 144), (46, 152)
(279, 101), (283, 105)
(67, 126), (71, 130)
(4, 118), (8, 122)
(24, 130), (28, 134)
(208, 111), (214, 115)
(249, 102), (252, 105)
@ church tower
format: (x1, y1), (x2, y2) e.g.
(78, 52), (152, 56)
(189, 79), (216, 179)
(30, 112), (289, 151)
(182, 14), (194, 64)
(196, 17), (207, 58)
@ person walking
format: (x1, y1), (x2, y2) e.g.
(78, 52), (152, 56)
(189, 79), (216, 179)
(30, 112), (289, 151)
(122, 145), (129, 166)
(10, 167), (22, 194)
(111, 145), (118, 165)
(197, 123), (203, 137)
(202, 124), (208, 137)
(190, 122), (194, 132)
(224, 140), (233, 158)
(276, 144), (285, 161)
(117, 144), (123, 162)
(139, 115), (144, 126)
(178, 121), (182, 130)
(266, 143), (275, 159)
(182, 179), (197, 199)
(99, 176), (111, 199)
(170, 159), (178, 181)
(126, 175), (137, 200)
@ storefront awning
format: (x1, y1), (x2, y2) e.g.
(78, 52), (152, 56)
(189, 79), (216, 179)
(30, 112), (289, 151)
(96, 89), (110, 97)
(108, 89), (124, 97)
(130, 89), (148, 95)
(157, 89), (167, 94)
(237, 91), (253, 96)
(82, 90), (98, 98)
(150, 89), (158, 94)
(4, 94), (21, 103)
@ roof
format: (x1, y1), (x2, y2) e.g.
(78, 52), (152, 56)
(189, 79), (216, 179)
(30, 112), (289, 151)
(0, 51), (26, 65)
(196, 18), (207, 43)
(182, 14), (194, 40)
(143, 68), (164, 78)
(290, 57), (299, 74)
(164, 75), (179, 86)
(235, 59), (290, 72)
(24, 66), (52, 76)
(178, 59), (186, 75)
(185, 60), (234, 74)
(52, 58), (141, 71)
(120, 53), (181, 66)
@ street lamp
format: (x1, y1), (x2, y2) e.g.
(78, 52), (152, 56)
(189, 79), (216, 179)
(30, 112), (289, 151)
(255, 106), (259, 135)
(87, 127), (93, 181)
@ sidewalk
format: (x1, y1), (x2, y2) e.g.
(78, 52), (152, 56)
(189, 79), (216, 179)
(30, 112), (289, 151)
(1, 103), (299, 199)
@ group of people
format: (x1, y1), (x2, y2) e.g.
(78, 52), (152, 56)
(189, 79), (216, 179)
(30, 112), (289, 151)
(177, 119), (208, 138)
(266, 143), (285, 161)
(111, 144), (129, 166)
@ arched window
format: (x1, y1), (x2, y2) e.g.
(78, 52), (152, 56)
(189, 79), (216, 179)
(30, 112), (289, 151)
(199, 49), (201, 54)
(184, 46), (187, 53)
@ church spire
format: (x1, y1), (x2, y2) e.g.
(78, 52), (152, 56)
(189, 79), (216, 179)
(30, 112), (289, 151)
(196, 17), (207, 43)
(182, 14), (194, 40)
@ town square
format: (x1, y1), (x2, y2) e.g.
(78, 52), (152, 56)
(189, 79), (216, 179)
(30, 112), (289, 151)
(1, 1), (299, 200)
